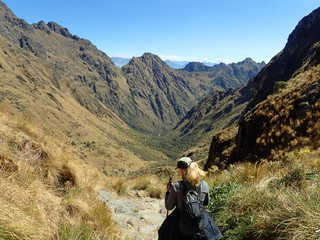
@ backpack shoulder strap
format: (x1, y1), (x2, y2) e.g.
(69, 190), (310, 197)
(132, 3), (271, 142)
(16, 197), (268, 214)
(181, 181), (188, 196)
(196, 180), (202, 194)
(181, 180), (202, 195)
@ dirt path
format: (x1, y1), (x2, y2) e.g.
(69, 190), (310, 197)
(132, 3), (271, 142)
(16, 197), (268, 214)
(98, 189), (166, 240)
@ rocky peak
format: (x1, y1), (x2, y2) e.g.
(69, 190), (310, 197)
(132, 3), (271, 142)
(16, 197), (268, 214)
(47, 21), (79, 40)
(0, 1), (31, 31)
(0, 0), (15, 19)
(183, 62), (210, 72)
(141, 52), (161, 61)
(138, 52), (168, 69)
(286, 7), (320, 58)
(32, 20), (51, 34)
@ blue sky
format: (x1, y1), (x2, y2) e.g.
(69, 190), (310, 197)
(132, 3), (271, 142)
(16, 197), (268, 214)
(3, 0), (319, 64)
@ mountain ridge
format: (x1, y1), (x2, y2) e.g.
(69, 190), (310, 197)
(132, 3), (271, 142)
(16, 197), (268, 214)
(234, 6), (320, 161)
(121, 52), (264, 133)
(0, 1), (168, 175)
(0, 0), (264, 134)
(0, 0), (263, 169)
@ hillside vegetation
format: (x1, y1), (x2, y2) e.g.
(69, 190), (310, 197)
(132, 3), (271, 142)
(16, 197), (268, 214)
(2, 102), (320, 239)
(204, 148), (320, 239)
(0, 104), (119, 239)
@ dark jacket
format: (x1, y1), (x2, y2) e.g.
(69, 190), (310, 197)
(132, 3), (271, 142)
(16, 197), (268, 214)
(158, 179), (222, 240)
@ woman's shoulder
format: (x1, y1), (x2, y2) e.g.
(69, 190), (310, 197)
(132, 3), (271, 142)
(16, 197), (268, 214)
(172, 180), (185, 191)
(173, 180), (184, 187)
(200, 180), (209, 191)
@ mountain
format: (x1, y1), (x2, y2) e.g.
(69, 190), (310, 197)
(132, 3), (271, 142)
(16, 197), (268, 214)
(165, 60), (217, 69)
(112, 56), (236, 70)
(204, 6), (320, 168)
(142, 57), (264, 160)
(121, 53), (265, 133)
(163, 75), (255, 162)
(0, 1), (167, 175)
(111, 57), (190, 69)
(163, 58), (264, 146)
(178, 58), (265, 98)
(174, 81), (253, 142)
(121, 53), (197, 133)
(183, 58), (265, 76)
(232, 6), (320, 162)
(183, 62), (211, 72)
(0, 0), (264, 168)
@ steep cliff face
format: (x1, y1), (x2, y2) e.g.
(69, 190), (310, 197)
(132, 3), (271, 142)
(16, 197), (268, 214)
(246, 7), (320, 112)
(122, 53), (264, 133)
(231, 7), (320, 162)
(204, 7), (320, 169)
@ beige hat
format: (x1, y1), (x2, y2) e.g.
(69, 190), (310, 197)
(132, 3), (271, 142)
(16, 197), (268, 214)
(177, 157), (192, 169)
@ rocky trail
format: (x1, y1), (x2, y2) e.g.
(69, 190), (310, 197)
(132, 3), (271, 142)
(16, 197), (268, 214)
(98, 189), (167, 240)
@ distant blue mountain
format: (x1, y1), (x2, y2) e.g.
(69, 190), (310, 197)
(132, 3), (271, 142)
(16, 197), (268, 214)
(111, 57), (131, 67)
(164, 60), (189, 69)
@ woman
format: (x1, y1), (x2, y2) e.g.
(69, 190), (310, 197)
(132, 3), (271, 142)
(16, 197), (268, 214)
(158, 157), (222, 240)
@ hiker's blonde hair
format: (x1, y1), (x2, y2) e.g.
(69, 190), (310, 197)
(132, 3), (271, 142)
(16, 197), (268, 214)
(185, 162), (205, 187)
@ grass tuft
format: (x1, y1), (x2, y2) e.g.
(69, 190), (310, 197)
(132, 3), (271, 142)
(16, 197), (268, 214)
(206, 148), (320, 239)
(0, 111), (118, 239)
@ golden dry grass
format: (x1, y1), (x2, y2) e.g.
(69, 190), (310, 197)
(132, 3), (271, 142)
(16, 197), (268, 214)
(244, 66), (320, 159)
(0, 108), (118, 239)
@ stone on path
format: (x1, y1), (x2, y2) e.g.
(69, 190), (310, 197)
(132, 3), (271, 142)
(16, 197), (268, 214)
(97, 189), (166, 240)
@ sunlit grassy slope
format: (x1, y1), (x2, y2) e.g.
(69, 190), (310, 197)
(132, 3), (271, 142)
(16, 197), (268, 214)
(0, 35), (168, 177)
(0, 106), (121, 239)
(205, 148), (320, 240)
(2, 92), (320, 240)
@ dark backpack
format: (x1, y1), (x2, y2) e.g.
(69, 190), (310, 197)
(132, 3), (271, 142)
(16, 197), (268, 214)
(179, 181), (204, 235)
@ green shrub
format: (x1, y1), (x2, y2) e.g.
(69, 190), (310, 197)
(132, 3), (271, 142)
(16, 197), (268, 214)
(273, 81), (288, 93)
(59, 223), (95, 240)
(114, 178), (127, 196)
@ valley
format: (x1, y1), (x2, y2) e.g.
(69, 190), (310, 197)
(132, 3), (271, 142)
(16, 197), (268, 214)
(1, 0), (320, 239)
(0, 0), (265, 175)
